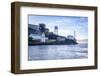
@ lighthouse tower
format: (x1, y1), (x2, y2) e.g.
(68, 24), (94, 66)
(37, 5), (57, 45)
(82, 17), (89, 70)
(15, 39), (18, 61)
(74, 31), (76, 40)
(54, 26), (58, 35)
(74, 31), (76, 38)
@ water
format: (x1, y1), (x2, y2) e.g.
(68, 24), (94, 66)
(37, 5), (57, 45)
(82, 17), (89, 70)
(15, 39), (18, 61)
(28, 43), (88, 61)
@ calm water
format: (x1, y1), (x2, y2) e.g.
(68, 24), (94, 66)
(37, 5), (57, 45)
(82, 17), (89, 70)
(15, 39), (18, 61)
(28, 43), (88, 61)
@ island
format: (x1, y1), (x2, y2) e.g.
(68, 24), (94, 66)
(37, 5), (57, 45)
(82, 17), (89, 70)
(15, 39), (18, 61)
(28, 23), (78, 45)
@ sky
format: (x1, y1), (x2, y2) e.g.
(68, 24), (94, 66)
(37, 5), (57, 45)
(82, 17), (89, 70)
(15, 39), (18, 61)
(28, 15), (88, 40)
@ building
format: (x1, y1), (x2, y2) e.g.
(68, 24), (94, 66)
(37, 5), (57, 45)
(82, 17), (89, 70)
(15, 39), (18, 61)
(67, 35), (75, 40)
(56, 36), (66, 41)
(28, 23), (78, 44)
(28, 24), (48, 43)
(41, 32), (48, 42)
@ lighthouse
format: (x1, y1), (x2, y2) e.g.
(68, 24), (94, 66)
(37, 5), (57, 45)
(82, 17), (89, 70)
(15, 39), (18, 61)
(74, 31), (76, 38)
(54, 26), (58, 35)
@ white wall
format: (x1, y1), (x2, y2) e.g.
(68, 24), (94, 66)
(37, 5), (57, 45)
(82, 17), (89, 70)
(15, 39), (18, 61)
(0, 0), (100, 76)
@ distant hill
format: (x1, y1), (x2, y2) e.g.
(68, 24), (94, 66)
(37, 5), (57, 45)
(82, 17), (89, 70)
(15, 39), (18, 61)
(77, 39), (88, 43)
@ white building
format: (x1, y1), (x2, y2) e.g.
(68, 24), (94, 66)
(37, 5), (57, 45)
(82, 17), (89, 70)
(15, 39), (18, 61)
(29, 34), (41, 40)
(41, 33), (46, 42)
(29, 33), (48, 42)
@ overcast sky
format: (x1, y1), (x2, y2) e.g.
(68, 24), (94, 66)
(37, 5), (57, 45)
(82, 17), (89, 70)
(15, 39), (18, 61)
(28, 15), (88, 40)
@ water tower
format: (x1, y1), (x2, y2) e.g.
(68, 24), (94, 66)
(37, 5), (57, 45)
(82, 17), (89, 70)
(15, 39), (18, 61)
(54, 26), (58, 35)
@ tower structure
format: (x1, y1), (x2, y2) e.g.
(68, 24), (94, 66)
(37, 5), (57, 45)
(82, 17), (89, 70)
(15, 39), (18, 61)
(74, 31), (76, 40)
(74, 31), (76, 38)
(54, 26), (58, 35)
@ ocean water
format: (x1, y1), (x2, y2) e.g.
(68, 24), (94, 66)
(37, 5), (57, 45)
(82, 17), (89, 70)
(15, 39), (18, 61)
(28, 43), (88, 61)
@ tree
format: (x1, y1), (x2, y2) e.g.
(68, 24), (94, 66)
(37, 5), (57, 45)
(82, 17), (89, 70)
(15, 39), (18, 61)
(39, 23), (46, 33)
